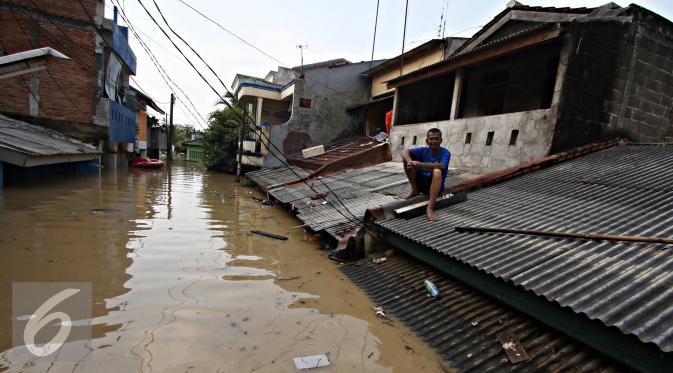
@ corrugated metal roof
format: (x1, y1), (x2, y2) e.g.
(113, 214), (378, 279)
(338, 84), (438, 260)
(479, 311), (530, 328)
(376, 144), (673, 352)
(0, 114), (99, 157)
(246, 166), (310, 191)
(248, 161), (482, 240)
(288, 136), (388, 170)
(341, 254), (621, 372)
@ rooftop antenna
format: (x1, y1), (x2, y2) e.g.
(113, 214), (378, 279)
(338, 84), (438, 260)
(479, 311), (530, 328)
(296, 44), (308, 74)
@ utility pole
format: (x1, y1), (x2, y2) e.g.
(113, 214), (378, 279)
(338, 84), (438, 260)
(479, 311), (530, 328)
(400, 0), (409, 76)
(235, 109), (246, 182)
(296, 44), (308, 74)
(167, 93), (174, 160)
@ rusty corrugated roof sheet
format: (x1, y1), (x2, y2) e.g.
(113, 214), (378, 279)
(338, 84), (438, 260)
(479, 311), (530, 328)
(248, 162), (480, 240)
(341, 253), (622, 372)
(376, 143), (673, 352)
(288, 136), (388, 170)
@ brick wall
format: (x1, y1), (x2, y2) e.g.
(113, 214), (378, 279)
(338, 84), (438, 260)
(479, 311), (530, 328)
(619, 9), (673, 142)
(0, 1), (100, 131)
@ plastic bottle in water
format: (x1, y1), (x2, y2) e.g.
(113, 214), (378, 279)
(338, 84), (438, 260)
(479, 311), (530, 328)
(424, 280), (440, 299)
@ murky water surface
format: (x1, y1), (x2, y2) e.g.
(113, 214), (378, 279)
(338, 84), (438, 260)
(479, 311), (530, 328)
(0, 163), (442, 372)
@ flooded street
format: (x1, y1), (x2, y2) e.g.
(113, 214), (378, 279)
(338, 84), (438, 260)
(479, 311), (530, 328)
(0, 162), (443, 372)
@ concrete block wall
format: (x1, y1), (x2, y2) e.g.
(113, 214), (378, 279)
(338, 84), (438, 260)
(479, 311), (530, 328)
(554, 12), (673, 150)
(389, 108), (555, 173)
(552, 21), (634, 151)
(0, 1), (100, 130)
(618, 10), (673, 142)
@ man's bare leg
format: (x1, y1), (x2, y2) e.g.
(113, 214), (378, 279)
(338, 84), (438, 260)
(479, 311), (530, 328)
(403, 159), (419, 199)
(426, 168), (442, 220)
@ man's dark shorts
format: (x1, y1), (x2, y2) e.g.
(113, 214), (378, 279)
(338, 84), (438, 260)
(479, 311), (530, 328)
(415, 171), (432, 194)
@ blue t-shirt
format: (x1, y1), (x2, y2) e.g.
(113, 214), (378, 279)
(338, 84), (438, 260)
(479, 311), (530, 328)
(409, 146), (451, 185)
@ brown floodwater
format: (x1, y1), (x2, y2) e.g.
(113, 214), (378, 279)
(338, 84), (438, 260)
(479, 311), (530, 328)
(0, 162), (444, 372)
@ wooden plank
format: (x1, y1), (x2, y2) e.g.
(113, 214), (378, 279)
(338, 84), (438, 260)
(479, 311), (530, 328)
(394, 192), (467, 219)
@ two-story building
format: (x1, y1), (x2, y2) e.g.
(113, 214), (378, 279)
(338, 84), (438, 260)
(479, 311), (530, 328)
(232, 58), (383, 170)
(0, 1), (139, 170)
(387, 2), (673, 173)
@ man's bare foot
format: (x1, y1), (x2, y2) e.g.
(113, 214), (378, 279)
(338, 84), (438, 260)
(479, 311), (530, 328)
(426, 208), (437, 221)
(404, 190), (420, 199)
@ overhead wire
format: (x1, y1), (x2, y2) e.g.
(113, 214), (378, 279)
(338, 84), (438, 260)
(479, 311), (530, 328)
(13, 0), (200, 127)
(136, 0), (362, 225)
(7, 0), (132, 99)
(174, 0), (374, 103)
(109, 0), (208, 128)
(2, 8), (87, 120)
(71, 0), (207, 130)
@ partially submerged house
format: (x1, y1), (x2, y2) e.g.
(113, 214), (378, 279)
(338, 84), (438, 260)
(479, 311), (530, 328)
(232, 58), (384, 170)
(387, 2), (673, 172)
(182, 137), (204, 162)
(0, 1), (141, 170)
(128, 86), (165, 158)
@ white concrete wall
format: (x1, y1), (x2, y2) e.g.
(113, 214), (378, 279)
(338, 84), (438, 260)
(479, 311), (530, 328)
(389, 108), (556, 173)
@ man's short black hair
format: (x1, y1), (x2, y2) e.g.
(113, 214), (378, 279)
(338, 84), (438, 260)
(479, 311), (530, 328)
(427, 128), (442, 138)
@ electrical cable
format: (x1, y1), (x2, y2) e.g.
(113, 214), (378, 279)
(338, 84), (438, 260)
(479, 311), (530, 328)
(174, 0), (373, 103)
(109, 0), (208, 128)
(0, 15), (84, 120)
(146, 0), (363, 224)
(8, 0), (133, 95)
(136, 0), (362, 225)
(14, 0), (203, 127)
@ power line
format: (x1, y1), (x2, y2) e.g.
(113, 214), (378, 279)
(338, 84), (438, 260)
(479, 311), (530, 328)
(8, 0), (133, 94)
(2, 8), (88, 120)
(174, 0), (371, 102)
(109, 0), (208, 128)
(137, 0), (362, 225)
(143, 0), (361, 225)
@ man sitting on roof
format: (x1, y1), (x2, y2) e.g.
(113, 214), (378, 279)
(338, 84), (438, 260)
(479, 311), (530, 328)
(401, 128), (451, 221)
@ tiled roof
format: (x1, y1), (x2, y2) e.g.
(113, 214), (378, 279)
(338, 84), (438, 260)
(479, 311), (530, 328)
(376, 143), (673, 352)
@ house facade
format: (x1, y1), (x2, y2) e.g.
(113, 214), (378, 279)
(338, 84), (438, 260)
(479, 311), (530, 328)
(387, 2), (673, 173)
(0, 1), (139, 170)
(233, 58), (381, 170)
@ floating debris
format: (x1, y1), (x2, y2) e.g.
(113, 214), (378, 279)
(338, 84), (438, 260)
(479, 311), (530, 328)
(497, 333), (529, 364)
(250, 230), (288, 240)
(293, 353), (330, 370)
(91, 208), (119, 214)
(373, 306), (386, 318)
(424, 280), (440, 299)
(277, 275), (301, 281)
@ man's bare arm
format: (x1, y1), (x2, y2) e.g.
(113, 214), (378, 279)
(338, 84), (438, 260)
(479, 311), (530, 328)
(401, 149), (412, 163)
(412, 162), (446, 170)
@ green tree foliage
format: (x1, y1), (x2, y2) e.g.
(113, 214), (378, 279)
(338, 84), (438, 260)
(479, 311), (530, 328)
(172, 124), (198, 152)
(203, 106), (244, 172)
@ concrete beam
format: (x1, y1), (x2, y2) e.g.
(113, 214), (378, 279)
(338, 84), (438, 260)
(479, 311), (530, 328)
(449, 69), (463, 120)
(388, 24), (561, 89)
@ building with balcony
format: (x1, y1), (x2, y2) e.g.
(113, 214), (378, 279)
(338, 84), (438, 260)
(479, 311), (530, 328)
(232, 58), (383, 171)
(387, 2), (673, 173)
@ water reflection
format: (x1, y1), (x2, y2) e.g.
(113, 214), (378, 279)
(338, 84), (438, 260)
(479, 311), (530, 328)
(0, 162), (442, 372)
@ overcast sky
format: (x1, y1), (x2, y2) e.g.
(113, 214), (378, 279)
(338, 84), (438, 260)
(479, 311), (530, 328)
(106, 0), (673, 128)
